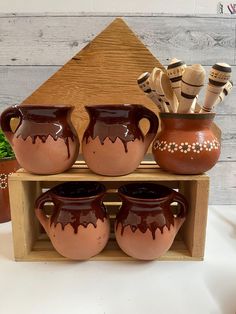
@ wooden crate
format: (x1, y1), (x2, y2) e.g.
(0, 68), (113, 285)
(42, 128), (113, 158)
(8, 161), (209, 262)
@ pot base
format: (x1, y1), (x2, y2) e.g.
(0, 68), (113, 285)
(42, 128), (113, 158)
(49, 218), (110, 260)
(115, 223), (176, 260)
(83, 137), (146, 176)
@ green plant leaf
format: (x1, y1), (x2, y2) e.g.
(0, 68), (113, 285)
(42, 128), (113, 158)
(0, 129), (15, 159)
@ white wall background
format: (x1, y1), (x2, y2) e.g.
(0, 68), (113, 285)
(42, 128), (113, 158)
(0, 0), (230, 15)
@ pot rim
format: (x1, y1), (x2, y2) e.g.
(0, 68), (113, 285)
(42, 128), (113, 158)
(85, 104), (143, 109)
(118, 183), (174, 202)
(14, 104), (74, 110)
(50, 181), (106, 201)
(160, 112), (215, 119)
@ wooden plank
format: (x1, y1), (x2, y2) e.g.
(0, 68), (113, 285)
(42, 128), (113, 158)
(0, 66), (60, 107)
(8, 180), (41, 259)
(208, 162), (236, 205)
(180, 179), (209, 258)
(17, 238), (197, 261)
(11, 163), (209, 182)
(8, 161), (236, 205)
(0, 15), (234, 66)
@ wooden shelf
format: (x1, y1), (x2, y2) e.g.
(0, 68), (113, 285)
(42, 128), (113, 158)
(13, 160), (209, 182)
(9, 161), (209, 262)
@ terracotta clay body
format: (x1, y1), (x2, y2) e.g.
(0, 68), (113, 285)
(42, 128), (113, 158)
(0, 105), (79, 174)
(115, 183), (188, 260)
(152, 113), (220, 174)
(0, 158), (19, 223)
(82, 104), (159, 176)
(35, 182), (110, 260)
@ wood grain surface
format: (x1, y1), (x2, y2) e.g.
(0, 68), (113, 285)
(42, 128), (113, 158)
(0, 14), (235, 204)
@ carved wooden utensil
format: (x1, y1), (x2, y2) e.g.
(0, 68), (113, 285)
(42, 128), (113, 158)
(149, 67), (177, 113)
(148, 67), (168, 112)
(137, 72), (164, 112)
(178, 64), (206, 113)
(201, 63), (232, 112)
(167, 58), (186, 103)
(160, 72), (179, 113)
(215, 80), (233, 106)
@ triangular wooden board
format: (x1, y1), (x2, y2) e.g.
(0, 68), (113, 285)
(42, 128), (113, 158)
(22, 18), (164, 138)
(22, 17), (220, 142)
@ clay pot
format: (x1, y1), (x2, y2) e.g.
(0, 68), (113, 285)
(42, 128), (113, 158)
(0, 105), (79, 174)
(115, 183), (188, 260)
(152, 113), (220, 174)
(0, 157), (19, 223)
(82, 104), (159, 176)
(35, 182), (110, 260)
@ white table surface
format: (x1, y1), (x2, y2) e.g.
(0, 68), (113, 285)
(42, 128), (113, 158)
(0, 205), (235, 314)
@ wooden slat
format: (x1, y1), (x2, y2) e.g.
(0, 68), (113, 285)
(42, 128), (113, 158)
(208, 162), (236, 204)
(179, 178), (209, 258)
(8, 180), (41, 259)
(33, 162), (236, 206)
(21, 237), (198, 262)
(10, 164), (209, 182)
(0, 15), (234, 66)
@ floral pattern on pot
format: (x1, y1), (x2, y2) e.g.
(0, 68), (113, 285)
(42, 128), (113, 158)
(153, 139), (220, 154)
(0, 173), (12, 189)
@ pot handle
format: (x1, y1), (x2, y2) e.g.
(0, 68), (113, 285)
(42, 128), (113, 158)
(35, 191), (54, 235)
(171, 191), (188, 230)
(136, 106), (159, 151)
(0, 106), (22, 144)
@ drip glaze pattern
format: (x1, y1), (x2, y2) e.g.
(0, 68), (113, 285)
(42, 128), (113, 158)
(0, 105), (80, 174)
(82, 104), (158, 176)
(115, 183), (188, 260)
(35, 182), (110, 260)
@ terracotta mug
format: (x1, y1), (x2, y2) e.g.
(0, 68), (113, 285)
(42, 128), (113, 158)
(152, 112), (220, 174)
(82, 104), (159, 176)
(0, 105), (80, 174)
(35, 182), (110, 260)
(0, 157), (19, 223)
(115, 183), (188, 260)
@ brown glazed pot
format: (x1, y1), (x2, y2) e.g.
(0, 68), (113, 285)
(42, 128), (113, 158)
(82, 104), (159, 176)
(0, 157), (19, 223)
(115, 183), (188, 260)
(0, 105), (79, 174)
(152, 113), (220, 174)
(35, 182), (110, 260)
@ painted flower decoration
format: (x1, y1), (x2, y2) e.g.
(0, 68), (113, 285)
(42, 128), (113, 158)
(203, 140), (213, 151)
(212, 140), (220, 149)
(179, 142), (191, 154)
(159, 141), (167, 151)
(192, 142), (203, 154)
(0, 181), (7, 189)
(0, 173), (7, 181)
(167, 142), (178, 153)
(153, 140), (160, 150)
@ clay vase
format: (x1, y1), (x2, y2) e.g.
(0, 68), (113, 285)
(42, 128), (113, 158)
(35, 182), (110, 260)
(152, 112), (220, 174)
(82, 104), (159, 176)
(0, 157), (19, 223)
(0, 105), (80, 174)
(115, 183), (188, 260)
